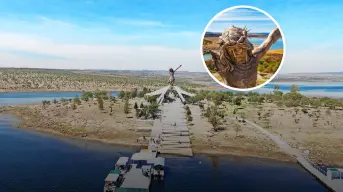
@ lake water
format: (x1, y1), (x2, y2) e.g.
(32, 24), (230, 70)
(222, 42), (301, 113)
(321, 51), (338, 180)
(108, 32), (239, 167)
(0, 82), (342, 107)
(0, 114), (328, 192)
(0, 89), (335, 191)
(203, 38), (283, 60)
(256, 82), (343, 98)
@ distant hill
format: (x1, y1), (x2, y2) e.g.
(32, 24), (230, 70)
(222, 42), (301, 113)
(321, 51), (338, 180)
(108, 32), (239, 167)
(205, 31), (269, 38)
(273, 72), (343, 82)
(317, 72), (343, 74)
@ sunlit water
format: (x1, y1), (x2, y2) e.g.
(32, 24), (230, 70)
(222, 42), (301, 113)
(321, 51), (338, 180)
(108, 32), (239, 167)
(0, 90), (333, 191)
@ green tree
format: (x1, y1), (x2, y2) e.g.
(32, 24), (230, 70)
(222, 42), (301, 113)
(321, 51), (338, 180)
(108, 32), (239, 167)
(146, 95), (157, 103)
(60, 98), (68, 103)
(81, 92), (93, 101)
(73, 96), (81, 105)
(118, 91), (126, 99)
(187, 114), (193, 122)
(209, 115), (220, 132)
(290, 84), (300, 93)
(130, 88), (137, 98)
(98, 97), (104, 110)
(147, 102), (159, 119)
(124, 99), (129, 114)
(233, 96), (242, 106)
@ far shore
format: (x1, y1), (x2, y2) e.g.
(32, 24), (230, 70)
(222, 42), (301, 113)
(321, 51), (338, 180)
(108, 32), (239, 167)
(0, 88), (144, 94)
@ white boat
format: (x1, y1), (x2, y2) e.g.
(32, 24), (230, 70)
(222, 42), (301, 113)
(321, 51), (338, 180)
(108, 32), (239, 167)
(104, 170), (122, 192)
(104, 157), (129, 192)
(152, 157), (165, 179)
(115, 157), (130, 175)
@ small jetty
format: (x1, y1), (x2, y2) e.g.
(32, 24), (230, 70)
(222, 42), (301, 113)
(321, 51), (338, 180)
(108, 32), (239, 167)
(244, 119), (343, 192)
(297, 156), (343, 192)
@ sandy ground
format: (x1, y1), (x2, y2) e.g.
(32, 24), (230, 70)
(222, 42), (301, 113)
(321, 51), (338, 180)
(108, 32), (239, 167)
(1, 98), (151, 147)
(2, 98), (342, 166)
(223, 102), (343, 166)
(188, 104), (292, 162)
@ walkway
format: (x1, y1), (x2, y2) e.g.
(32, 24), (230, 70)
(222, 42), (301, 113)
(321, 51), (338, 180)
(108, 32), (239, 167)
(241, 118), (343, 192)
(147, 89), (193, 156)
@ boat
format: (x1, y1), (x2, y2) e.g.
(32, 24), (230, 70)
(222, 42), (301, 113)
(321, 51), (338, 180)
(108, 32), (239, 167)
(151, 157), (165, 179)
(104, 170), (122, 192)
(105, 151), (165, 192)
(103, 157), (130, 192)
(115, 157), (130, 175)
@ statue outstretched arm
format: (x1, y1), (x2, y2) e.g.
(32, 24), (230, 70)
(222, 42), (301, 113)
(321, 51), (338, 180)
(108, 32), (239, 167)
(252, 27), (281, 59)
(174, 65), (182, 72)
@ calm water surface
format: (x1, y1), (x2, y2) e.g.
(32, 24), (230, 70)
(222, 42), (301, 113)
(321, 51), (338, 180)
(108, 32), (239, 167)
(0, 91), (331, 191)
(0, 115), (328, 192)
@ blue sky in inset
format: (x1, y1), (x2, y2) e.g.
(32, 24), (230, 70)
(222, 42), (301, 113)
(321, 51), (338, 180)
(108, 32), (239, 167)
(207, 8), (277, 33)
(0, 0), (343, 73)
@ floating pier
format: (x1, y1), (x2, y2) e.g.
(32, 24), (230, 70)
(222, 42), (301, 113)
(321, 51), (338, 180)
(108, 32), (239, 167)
(243, 119), (343, 192)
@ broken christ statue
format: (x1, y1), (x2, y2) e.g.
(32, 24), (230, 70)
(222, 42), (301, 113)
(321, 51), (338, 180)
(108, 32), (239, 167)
(169, 65), (182, 86)
(209, 25), (282, 89)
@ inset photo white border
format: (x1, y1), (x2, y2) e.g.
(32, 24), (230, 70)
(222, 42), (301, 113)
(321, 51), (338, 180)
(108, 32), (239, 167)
(200, 5), (286, 91)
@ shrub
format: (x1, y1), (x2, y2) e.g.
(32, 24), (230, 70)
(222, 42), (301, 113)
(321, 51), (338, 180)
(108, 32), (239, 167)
(98, 97), (104, 110)
(110, 96), (116, 102)
(124, 99), (129, 114)
(81, 92), (93, 101)
(72, 103), (77, 110)
(118, 91), (126, 99)
(73, 96), (81, 105)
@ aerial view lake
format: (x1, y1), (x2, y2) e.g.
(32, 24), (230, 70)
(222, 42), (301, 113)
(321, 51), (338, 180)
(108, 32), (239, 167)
(0, 89), (335, 192)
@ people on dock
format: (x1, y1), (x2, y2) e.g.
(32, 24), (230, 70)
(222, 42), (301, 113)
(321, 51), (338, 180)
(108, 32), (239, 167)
(168, 65), (182, 86)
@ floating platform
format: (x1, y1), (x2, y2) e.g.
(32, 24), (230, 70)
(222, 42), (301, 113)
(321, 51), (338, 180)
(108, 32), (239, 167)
(116, 164), (151, 192)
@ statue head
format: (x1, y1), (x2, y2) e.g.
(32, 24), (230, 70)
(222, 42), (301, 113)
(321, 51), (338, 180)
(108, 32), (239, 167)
(218, 25), (254, 65)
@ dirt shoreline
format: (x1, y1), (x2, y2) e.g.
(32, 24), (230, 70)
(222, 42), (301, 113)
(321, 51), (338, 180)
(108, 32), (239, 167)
(0, 102), (294, 164)
(2, 96), (342, 167)
(12, 118), (294, 163)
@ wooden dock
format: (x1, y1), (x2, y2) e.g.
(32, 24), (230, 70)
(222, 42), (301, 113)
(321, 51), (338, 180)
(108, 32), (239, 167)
(155, 98), (193, 156)
(144, 86), (194, 156)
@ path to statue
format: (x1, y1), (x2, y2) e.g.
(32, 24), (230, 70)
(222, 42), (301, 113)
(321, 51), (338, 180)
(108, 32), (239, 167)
(146, 86), (194, 156)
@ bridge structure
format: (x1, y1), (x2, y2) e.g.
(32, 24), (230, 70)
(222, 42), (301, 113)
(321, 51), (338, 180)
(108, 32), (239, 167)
(143, 85), (195, 156)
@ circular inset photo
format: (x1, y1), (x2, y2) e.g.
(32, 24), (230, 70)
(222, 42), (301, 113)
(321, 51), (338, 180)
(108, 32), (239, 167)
(201, 5), (285, 91)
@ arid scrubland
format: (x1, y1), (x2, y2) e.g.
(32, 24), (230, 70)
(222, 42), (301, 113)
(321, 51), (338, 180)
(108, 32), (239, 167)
(3, 85), (342, 166)
(0, 68), (202, 92)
